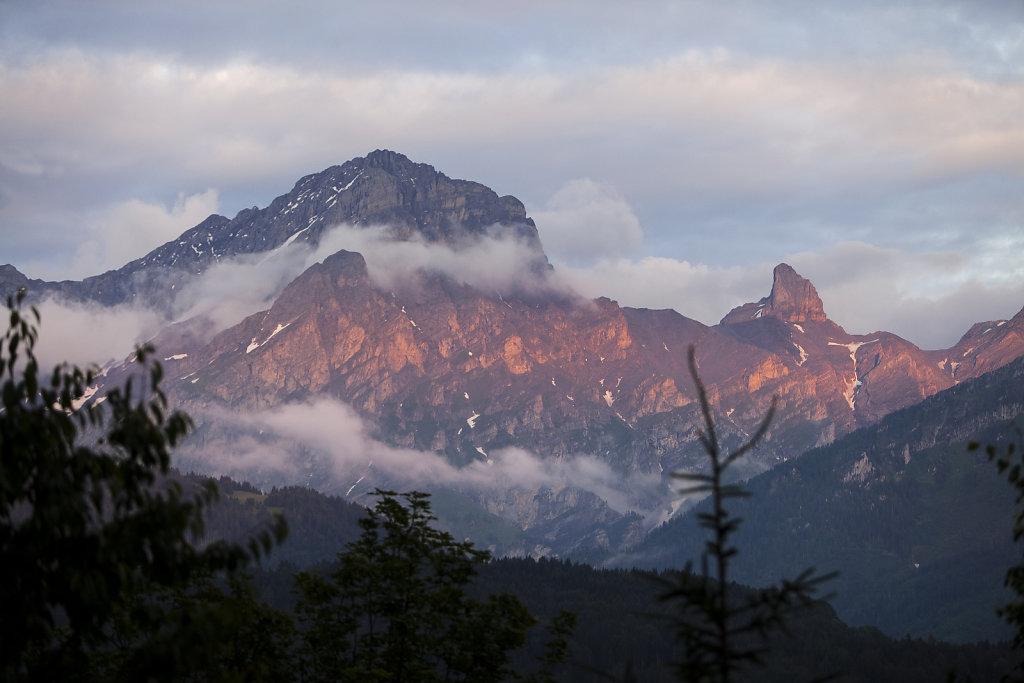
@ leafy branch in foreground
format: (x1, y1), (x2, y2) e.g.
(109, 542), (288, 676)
(0, 291), (287, 680)
(970, 425), (1024, 681)
(658, 345), (836, 683)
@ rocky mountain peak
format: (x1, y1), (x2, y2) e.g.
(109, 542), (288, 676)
(720, 263), (827, 325)
(361, 149), (423, 176)
(3, 151), (548, 309)
(766, 263), (827, 323)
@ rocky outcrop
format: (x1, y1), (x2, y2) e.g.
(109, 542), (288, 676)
(720, 263), (826, 325)
(765, 263), (828, 322)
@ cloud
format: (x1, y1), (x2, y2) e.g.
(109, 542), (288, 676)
(558, 241), (1024, 350)
(32, 297), (164, 369)
(73, 190), (220, 277)
(2, 46), (1022, 280)
(169, 239), (319, 335)
(311, 224), (577, 299)
(185, 397), (668, 519)
(555, 257), (767, 326)
(155, 222), (579, 342)
(531, 179), (643, 265)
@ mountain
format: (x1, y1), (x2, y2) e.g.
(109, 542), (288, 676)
(7, 151), (1024, 563)
(718, 262), (1024, 429)
(628, 354), (1024, 643)
(0, 149), (546, 312)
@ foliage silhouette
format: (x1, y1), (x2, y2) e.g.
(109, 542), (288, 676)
(970, 423), (1024, 681)
(657, 346), (836, 683)
(294, 488), (573, 682)
(0, 291), (286, 680)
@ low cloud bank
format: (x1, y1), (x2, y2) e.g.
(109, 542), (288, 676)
(183, 397), (668, 520)
(29, 219), (1022, 371)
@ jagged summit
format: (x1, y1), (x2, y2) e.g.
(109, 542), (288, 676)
(720, 263), (827, 325)
(282, 149), (542, 249)
(361, 149), (429, 176)
(765, 263), (827, 323)
(1, 151), (547, 309)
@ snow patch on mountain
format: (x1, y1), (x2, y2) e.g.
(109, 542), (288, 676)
(828, 339), (879, 409)
(246, 322), (291, 354)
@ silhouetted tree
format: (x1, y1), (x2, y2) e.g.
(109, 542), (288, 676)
(294, 489), (571, 682)
(658, 346), (835, 683)
(0, 292), (286, 681)
(970, 424), (1024, 681)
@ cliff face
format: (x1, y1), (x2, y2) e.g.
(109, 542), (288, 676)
(48, 152), (1024, 557)
(151, 251), (1023, 491)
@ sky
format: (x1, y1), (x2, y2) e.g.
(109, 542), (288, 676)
(1, 0), (1023, 350)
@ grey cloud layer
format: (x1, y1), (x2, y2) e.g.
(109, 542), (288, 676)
(1, 1), (1021, 350)
(3, 1), (1019, 76)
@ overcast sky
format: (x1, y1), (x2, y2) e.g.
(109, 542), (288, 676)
(1, 0), (1022, 349)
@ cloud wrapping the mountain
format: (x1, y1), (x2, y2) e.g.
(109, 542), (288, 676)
(186, 397), (667, 518)
(32, 298), (164, 370)
(169, 242), (320, 336)
(312, 224), (579, 298)
(28, 221), (1022, 370)
(25, 221), (582, 368)
(166, 221), (582, 337)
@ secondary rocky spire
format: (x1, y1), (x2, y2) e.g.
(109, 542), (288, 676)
(719, 263), (827, 324)
(765, 263), (827, 323)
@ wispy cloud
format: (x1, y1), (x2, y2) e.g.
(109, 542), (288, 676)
(32, 297), (164, 370)
(312, 224), (575, 298)
(182, 397), (668, 521)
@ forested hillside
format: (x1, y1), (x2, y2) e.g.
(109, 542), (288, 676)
(629, 355), (1024, 642)
(191, 472), (1017, 680)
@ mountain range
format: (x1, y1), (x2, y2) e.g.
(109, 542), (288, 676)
(4, 151), (1023, 633)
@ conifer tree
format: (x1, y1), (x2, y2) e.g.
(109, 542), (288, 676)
(294, 489), (540, 682)
(659, 346), (835, 683)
